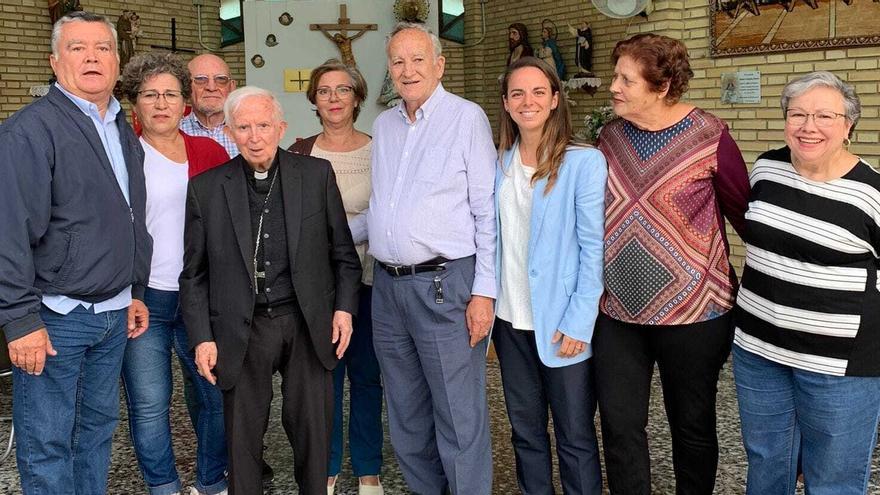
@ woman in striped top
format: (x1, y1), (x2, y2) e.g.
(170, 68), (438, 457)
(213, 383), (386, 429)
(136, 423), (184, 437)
(734, 71), (880, 494)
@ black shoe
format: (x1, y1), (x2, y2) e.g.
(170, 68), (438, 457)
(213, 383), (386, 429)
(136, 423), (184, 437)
(262, 458), (274, 484)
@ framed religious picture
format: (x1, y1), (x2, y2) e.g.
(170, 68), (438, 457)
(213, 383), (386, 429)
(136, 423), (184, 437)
(710, 0), (880, 57)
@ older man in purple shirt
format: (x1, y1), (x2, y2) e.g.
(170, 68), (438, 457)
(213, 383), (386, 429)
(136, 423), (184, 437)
(359, 21), (496, 495)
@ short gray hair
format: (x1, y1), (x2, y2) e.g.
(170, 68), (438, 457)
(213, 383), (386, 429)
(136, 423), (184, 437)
(51, 11), (118, 57)
(386, 22), (443, 60)
(224, 86), (285, 125)
(781, 71), (860, 130)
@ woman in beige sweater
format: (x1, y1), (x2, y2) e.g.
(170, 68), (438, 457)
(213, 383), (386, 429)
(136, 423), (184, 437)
(288, 59), (382, 495)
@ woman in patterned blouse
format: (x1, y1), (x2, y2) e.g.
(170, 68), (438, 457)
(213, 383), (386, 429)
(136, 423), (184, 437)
(593, 34), (750, 494)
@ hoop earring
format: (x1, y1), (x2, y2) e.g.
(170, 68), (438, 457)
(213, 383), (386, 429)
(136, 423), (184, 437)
(844, 137), (851, 148)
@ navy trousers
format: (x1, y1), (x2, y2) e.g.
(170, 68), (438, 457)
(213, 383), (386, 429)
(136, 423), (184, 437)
(371, 256), (492, 495)
(493, 318), (602, 495)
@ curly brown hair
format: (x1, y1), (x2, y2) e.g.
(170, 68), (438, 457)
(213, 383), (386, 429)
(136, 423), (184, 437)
(612, 33), (693, 104)
(120, 52), (192, 104)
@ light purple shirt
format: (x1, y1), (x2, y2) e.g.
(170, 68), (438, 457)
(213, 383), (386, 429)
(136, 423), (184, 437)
(367, 84), (497, 298)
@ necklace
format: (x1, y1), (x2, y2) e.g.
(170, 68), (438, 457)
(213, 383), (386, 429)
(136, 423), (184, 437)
(253, 166), (279, 294)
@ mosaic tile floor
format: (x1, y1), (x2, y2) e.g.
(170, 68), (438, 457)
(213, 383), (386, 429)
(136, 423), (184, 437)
(0, 357), (878, 494)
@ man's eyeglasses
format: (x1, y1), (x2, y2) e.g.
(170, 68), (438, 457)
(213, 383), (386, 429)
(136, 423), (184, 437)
(785, 109), (846, 127)
(137, 90), (183, 105)
(315, 85), (354, 100)
(192, 75), (232, 87)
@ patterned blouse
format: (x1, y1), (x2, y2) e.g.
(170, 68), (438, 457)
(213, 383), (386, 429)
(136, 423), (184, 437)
(598, 108), (749, 325)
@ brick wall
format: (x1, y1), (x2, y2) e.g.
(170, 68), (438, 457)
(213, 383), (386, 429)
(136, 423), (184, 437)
(0, 0), (245, 121)
(3, 1), (877, 270)
(441, 39), (465, 97)
(456, 0), (880, 270)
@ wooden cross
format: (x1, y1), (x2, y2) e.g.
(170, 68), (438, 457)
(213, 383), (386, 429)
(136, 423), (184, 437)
(150, 18), (195, 53)
(309, 4), (377, 67)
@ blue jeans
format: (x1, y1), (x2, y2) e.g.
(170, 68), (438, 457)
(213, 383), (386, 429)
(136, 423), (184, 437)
(122, 288), (227, 495)
(733, 345), (880, 495)
(13, 305), (128, 495)
(328, 287), (383, 478)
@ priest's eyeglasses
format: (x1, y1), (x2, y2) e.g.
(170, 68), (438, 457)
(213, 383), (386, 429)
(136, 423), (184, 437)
(785, 109), (846, 127)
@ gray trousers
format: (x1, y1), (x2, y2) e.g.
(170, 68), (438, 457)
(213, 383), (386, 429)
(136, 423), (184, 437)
(372, 256), (492, 495)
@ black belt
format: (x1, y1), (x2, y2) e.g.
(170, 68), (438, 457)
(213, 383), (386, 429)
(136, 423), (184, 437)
(253, 301), (299, 317)
(378, 257), (450, 277)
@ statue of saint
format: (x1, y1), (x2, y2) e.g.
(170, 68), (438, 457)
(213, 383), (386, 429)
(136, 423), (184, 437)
(116, 10), (140, 70)
(507, 23), (534, 67)
(569, 21), (593, 75)
(48, 0), (81, 25)
(537, 24), (565, 80)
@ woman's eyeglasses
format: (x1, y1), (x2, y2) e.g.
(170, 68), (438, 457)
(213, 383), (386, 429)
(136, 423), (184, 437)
(315, 86), (354, 100)
(137, 90), (183, 105)
(785, 109), (846, 127)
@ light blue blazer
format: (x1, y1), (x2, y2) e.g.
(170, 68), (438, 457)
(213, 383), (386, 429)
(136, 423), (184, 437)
(495, 144), (607, 367)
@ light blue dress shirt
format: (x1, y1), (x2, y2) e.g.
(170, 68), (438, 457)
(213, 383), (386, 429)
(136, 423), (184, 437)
(367, 84), (497, 298)
(42, 84), (132, 315)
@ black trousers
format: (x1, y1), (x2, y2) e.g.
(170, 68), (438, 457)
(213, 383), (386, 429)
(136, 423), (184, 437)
(592, 312), (733, 495)
(223, 308), (333, 495)
(492, 318), (602, 495)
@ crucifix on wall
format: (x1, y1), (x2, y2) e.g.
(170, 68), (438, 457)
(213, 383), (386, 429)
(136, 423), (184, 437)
(309, 4), (377, 67)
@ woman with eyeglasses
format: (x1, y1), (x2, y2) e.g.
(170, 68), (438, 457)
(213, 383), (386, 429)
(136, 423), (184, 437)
(288, 59), (383, 495)
(733, 71), (880, 495)
(120, 52), (230, 495)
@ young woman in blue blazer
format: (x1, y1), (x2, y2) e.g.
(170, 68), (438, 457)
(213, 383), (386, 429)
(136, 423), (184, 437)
(493, 56), (607, 495)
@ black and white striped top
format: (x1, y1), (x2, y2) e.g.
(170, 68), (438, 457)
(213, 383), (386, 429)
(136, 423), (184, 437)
(734, 147), (880, 376)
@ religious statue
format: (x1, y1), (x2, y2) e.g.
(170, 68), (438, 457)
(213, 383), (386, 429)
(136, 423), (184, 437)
(48, 0), (82, 25)
(568, 21), (593, 76)
(116, 10), (141, 70)
(393, 0), (430, 22)
(320, 30), (367, 67)
(310, 4), (377, 68)
(507, 23), (534, 67)
(536, 20), (565, 80)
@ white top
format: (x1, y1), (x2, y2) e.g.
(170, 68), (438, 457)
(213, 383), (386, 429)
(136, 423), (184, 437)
(496, 146), (536, 330)
(312, 140), (373, 285)
(141, 137), (189, 291)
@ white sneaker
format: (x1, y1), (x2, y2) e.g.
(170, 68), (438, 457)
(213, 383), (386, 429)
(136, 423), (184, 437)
(189, 488), (228, 495)
(327, 475), (337, 495)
